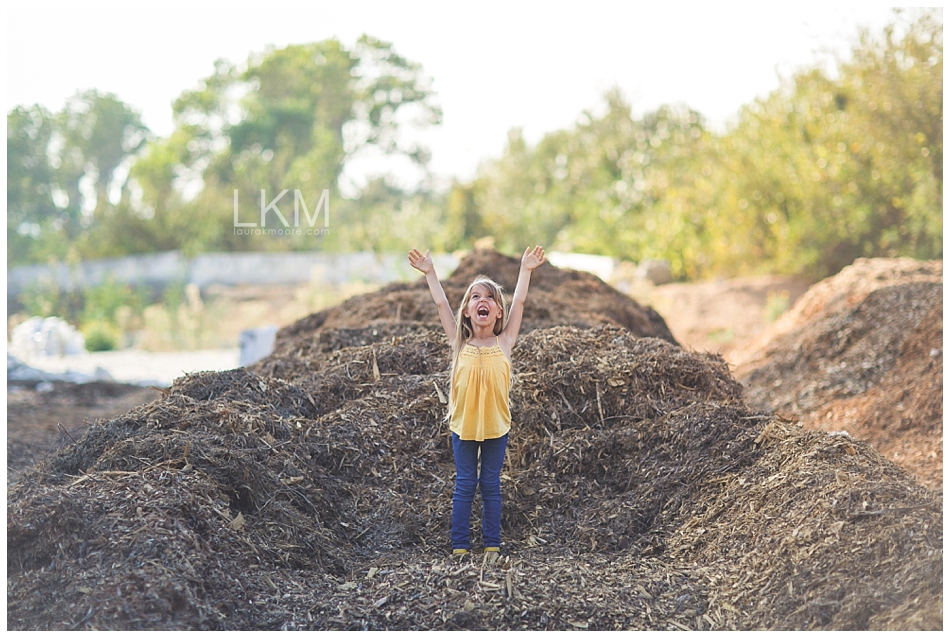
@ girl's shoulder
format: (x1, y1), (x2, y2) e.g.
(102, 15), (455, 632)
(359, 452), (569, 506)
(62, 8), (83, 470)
(496, 331), (517, 358)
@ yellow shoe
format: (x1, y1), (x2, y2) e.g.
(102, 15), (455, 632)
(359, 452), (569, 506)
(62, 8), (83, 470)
(452, 548), (469, 556)
(484, 547), (500, 553)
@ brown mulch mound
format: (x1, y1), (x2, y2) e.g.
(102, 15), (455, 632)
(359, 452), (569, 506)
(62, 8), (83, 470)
(268, 249), (677, 361)
(8, 325), (941, 630)
(7, 252), (942, 630)
(733, 258), (943, 490)
(6, 382), (161, 485)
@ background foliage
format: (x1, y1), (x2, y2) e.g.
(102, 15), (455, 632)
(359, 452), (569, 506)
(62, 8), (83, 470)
(7, 9), (942, 282)
(454, 9), (942, 280)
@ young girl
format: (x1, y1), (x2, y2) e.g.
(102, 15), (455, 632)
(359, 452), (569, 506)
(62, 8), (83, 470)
(408, 246), (546, 555)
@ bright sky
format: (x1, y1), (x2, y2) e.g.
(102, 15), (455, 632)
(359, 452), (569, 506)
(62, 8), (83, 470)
(7, 1), (903, 189)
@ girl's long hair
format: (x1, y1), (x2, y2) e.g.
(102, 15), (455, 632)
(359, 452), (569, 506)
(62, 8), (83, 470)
(447, 276), (509, 417)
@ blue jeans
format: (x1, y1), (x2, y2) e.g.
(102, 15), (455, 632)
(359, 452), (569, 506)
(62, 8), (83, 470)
(451, 432), (508, 550)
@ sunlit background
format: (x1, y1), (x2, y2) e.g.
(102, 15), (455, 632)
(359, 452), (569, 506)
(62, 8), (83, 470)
(8, 2), (900, 187)
(6, 2), (942, 362)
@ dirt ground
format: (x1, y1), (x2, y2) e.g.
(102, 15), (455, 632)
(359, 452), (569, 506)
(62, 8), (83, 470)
(616, 274), (812, 361)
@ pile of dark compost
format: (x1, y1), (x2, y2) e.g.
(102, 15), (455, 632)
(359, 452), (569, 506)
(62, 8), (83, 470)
(267, 249), (677, 361)
(7, 381), (160, 484)
(734, 258), (942, 490)
(7, 253), (941, 630)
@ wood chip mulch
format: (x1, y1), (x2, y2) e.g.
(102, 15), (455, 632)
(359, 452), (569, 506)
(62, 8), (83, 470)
(735, 258), (942, 490)
(7, 254), (942, 630)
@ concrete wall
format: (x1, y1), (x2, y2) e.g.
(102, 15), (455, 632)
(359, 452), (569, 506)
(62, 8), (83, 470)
(8, 250), (617, 298)
(8, 252), (186, 297)
(7, 251), (461, 298)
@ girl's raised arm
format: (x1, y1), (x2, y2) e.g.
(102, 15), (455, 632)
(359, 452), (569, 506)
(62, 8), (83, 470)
(500, 245), (545, 354)
(408, 248), (458, 345)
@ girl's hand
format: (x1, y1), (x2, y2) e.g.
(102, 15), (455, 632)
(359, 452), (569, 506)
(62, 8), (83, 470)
(408, 248), (434, 274)
(521, 245), (546, 271)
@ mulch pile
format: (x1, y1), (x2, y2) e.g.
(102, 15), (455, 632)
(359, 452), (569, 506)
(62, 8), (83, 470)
(7, 252), (942, 630)
(266, 249), (677, 361)
(6, 381), (160, 485)
(733, 258), (943, 490)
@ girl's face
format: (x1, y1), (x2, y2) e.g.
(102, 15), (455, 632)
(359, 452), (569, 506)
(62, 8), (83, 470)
(463, 283), (504, 329)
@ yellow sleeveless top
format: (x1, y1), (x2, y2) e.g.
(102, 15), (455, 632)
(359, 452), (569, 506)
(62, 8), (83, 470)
(449, 337), (511, 441)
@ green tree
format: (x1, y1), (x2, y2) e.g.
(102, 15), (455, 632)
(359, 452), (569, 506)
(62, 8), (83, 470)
(445, 180), (486, 246)
(7, 104), (57, 264)
(468, 91), (712, 277)
(58, 90), (149, 228)
(89, 132), (198, 256)
(8, 36), (441, 264)
(160, 35), (441, 252)
(708, 8), (942, 278)
(461, 8), (940, 281)
(7, 92), (149, 265)
(329, 177), (448, 253)
(840, 9), (942, 261)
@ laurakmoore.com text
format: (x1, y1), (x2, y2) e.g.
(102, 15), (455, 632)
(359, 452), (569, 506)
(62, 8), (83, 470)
(234, 189), (330, 234)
